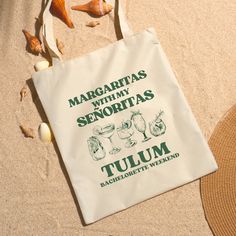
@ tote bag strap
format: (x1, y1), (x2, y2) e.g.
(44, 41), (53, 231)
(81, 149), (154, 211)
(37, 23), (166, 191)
(42, 0), (133, 65)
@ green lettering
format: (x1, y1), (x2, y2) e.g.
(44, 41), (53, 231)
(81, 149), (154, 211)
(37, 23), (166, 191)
(131, 73), (140, 82)
(85, 113), (97, 124)
(136, 94), (146, 104)
(103, 106), (113, 116)
(101, 163), (115, 177)
(138, 70), (147, 79)
(138, 149), (152, 162)
(77, 117), (87, 127)
(127, 155), (141, 167)
(95, 87), (104, 96)
(68, 97), (80, 108)
(86, 91), (96, 100)
(114, 158), (129, 172)
(153, 142), (171, 158)
(144, 90), (155, 100)
(110, 81), (122, 90)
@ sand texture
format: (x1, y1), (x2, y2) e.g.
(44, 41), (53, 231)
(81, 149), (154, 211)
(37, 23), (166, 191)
(0, 0), (235, 235)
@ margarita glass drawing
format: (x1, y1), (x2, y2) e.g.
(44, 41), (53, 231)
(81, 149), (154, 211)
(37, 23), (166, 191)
(131, 111), (151, 142)
(93, 124), (121, 155)
(117, 120), (137, 148)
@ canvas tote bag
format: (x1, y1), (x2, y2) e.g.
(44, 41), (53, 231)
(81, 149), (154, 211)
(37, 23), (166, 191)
(32, 0), (218, 224)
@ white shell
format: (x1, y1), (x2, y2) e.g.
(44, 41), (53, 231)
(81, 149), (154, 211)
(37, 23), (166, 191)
(38, 122), (52, 142)
(34, 61), (49, 71)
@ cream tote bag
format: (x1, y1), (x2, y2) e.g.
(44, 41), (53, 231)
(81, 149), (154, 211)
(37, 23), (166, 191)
(32, 0), (218, 224)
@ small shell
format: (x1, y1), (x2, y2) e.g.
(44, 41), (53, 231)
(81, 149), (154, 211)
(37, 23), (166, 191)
(20, 85), (28, 101)
(38, 123), (52, 142)
(20, 125), (35, 138)
(34, 61), (50, 71)
(86, 21), (100, 27)
(71, 0), (113, 16)
(22, 30), (43, 54)
(50, 0), (74, 28)
(56, 39), (65, 54)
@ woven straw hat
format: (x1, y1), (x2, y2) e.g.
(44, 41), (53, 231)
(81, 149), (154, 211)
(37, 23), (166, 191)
(201, 105), (236, 235)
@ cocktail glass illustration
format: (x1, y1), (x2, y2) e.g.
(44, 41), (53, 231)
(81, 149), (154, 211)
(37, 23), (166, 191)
(149, 110), (166, 137)
(131, 111), (151, 142)
(117, 120), (137, 148)
(93, 124), (121, 155)
(87, 136), (106, 161)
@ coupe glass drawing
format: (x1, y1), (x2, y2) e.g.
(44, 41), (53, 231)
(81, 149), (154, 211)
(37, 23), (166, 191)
(117, 120), (137, 148)
(93, 124), (121, 155)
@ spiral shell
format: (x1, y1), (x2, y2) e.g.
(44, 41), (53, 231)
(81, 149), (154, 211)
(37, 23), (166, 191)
(71, 0), (113, 16)
(50, 0), (74, 28)
(22, 30), (42, 54)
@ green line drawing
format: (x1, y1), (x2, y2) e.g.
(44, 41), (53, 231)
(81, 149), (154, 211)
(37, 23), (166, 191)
(131, 110), (151, 142)
(149, 110), (166, 136)
(87, 136), (106, 161)
(93, 124), (121, 155)
(117, 120), (137, 148)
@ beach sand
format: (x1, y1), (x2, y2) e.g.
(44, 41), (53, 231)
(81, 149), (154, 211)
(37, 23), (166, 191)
(0, 0), (235, 235)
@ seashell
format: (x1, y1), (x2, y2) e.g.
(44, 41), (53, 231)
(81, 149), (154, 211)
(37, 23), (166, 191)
(50, 0), (74, 28)
(20, 85), (28, 101)
(56, 39), (65, 54)
(38, 123), (52, 142)
(20, 125), (35, 139)
(71, 0), (113, 16)
(34, 61), (50, 71)
(86, 20), (100, 27)
(22, 30), (43, 54)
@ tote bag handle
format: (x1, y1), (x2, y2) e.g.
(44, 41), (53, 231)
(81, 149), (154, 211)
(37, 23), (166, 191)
(42, 0), (133, 65)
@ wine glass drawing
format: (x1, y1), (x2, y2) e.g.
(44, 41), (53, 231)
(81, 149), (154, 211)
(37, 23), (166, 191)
(131, 111), (151, 142)
(117, 120), (137, 148)
(93, 123), (121, 155)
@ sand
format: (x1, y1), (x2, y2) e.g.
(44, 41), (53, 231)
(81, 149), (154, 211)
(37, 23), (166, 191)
(0, 0), (235, 235)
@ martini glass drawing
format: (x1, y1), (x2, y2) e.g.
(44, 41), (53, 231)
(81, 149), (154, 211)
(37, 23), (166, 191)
(117, 120), (137, 148)
(93, 124), (121, 155)
(131, 111), (151, 142)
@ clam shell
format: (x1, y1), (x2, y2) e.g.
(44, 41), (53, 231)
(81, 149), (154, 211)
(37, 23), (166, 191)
(38, 123), (52, 142)
(34, 61), (50, 71)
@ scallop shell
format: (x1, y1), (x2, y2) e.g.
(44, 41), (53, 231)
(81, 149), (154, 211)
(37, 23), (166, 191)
(38, 123), (52, 142)
(22, 30), (43, 54)
(50, 0), (74, 28)
(71, 0), (113, 16)
(34, 61), (50, 71)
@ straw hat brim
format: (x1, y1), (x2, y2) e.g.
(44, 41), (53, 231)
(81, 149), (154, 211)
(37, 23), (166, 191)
(200, 105), (236, 235)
